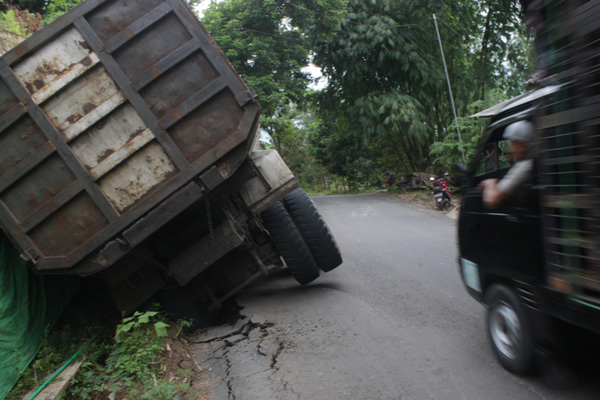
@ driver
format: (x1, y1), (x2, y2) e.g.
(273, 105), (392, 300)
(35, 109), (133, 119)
(478, 120), (534, 209)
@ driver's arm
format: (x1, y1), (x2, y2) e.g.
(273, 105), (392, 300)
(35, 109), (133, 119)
(478, 160), (533, 210)
(478, 179), (507, 209)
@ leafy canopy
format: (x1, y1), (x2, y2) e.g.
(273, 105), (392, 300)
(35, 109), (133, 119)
(201, 0), (346, 139)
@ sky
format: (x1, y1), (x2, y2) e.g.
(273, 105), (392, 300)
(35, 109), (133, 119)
(193, 1), (212, 17)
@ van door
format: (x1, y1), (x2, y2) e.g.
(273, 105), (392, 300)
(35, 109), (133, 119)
(459, 139), (543, 294)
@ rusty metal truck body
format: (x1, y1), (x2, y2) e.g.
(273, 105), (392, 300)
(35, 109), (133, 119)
(0, 0), (341, 315)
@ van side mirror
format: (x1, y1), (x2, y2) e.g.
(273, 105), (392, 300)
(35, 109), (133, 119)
(451, 162), (469, 189)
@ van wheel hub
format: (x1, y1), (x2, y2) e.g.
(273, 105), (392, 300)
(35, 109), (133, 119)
(490, 301), (522, 360)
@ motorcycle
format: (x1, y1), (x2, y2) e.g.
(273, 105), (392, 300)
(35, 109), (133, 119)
(384, 171), (395, 187)
(430, 174), (452, 211)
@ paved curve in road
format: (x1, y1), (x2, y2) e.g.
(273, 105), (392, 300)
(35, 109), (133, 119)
(190, 193), (600, 400)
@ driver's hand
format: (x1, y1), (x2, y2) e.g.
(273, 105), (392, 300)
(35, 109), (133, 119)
(477, 178), (499, 194)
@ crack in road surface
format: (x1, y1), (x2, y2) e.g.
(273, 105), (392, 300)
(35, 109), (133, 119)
(189, 316), (298, 399)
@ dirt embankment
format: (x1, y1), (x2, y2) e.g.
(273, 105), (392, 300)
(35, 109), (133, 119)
(0, 30), (24, 56)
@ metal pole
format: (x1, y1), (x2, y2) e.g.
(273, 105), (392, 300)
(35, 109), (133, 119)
(433, 13), (466, 165)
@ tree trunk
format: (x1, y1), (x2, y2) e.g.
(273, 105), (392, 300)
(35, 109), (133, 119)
(479, 1), (493, 99)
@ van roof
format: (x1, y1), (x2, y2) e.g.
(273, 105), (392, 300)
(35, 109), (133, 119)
(471, 85), (561, 118)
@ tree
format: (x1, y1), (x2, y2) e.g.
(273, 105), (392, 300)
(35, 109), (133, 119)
(42, 0), (84, 25)
(1, 0), (45, 14)
(309, 100), (382, 190)
(314, 0), (533, 179)
(452, 0), (531, 102)
(269, 104), (330, 190)
(430, 89), (508, 170)
(201, 0), (346, 153)
(315, 0), (458, 175)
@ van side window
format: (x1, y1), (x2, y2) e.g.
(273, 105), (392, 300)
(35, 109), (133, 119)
(474, 140), (513, 176)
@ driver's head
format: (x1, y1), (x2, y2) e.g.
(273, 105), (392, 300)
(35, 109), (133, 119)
(503, 121), (534, 161)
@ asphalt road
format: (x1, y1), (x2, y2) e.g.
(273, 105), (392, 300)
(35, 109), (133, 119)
(191, 193), (600, 400)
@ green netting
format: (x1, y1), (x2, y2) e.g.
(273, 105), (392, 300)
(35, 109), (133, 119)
(0, 234), (79, 399)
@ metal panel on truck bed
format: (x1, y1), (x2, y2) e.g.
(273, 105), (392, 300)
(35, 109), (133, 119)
(0, 0), (260, 272)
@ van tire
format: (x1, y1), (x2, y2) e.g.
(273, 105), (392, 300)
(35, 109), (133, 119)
(283, 188), (342, 272)
(260, 201), (320, 285)
(485, 284), (534, 375)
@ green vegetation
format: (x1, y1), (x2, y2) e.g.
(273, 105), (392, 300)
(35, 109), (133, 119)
(41, 0), (84, 25)
(63, 310), (195, 400)
(6, 325), (91, 399)
(7, 300), (199, 400)
(0, 8), (42, 36)
(202, 0), (348, 192)
(0, 10), (25, 36)
(202, 0), (534, 192)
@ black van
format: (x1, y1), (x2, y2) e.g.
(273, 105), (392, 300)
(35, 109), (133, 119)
(455, 84), (600, 376)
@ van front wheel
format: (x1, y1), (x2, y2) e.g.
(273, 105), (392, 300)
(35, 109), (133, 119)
(485, 284), (534, 375)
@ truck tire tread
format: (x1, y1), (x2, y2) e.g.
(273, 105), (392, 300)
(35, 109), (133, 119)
(283, 188), (342, 272)
(260, 201), (320, 285)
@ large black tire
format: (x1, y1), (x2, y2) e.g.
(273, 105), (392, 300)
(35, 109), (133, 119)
(485, 284), (534, 375)
(283, 188), (342, 272)
(260, 201), (320, 285)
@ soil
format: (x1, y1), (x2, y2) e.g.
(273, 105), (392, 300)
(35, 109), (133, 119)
(154, 334), (212, 399)
(83, 330), (212, 400)
(82, 335), (211, 400)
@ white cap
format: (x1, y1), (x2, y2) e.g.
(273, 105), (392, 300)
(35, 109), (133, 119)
(503, 120), (534, 142)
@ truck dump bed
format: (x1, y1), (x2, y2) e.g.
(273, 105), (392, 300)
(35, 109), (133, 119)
(0, 0), (260, 272)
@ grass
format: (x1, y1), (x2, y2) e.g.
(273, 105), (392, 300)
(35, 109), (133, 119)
(60, 310), (198, 400)
(7, 282), (206, 400)
(5, 283), (114, 400)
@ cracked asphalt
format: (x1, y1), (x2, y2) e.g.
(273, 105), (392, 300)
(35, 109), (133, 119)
(189, 194), (600, 400)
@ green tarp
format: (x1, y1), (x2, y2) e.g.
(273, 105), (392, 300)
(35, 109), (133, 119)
(0, 234), (78, 399)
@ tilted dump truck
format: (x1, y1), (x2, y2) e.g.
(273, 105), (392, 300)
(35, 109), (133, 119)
(455, 0), (599, 376)
(0, 0), (341, 319)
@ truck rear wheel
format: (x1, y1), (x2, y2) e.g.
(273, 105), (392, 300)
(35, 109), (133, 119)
(485, 284), (534, 375)
(283, 188), (342, 272)
(260, 202), (320, 285)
